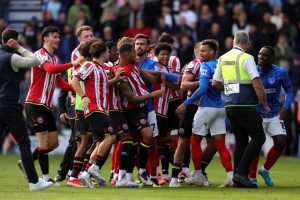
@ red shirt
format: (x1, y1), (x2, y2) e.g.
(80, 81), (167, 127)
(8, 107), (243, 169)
(103, 62), (123, 111)
(153, 64), (171, 117)
(184, 59), (202, 97)
(120, 65), (149, 109)
(26, 48), (59, 108)
(168, 55), (181, 100)
(73, 61), (109, 116)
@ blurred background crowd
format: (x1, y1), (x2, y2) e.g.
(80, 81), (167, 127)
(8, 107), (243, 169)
(0, 0), (300, 156)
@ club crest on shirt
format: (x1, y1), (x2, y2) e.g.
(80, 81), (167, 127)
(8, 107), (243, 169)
(268, 77), (275, 84)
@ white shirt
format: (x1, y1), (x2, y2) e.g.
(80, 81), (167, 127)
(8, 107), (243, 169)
(11, 46), (40, 72)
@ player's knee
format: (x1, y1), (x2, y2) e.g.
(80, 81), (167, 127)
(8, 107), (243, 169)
(274, 138), (286, 152)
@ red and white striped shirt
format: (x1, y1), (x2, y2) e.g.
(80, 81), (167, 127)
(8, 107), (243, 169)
(168, 55), (181, 100)
(103, 62), (123, 111)
(73, 61), (109, 116)
(184, 59), (202, 97)
(121, 65), (149, 109)
(153, 64), (171, 117)
(26, 48), (59, 108)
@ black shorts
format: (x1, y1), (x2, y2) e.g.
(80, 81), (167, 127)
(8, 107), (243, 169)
(25, 103), (57, 133)
(167, 98), (181, 131)
(125, 107), (150, 134)
(76, 111), (92, 135)
(178, 104), (198, 139)
(85, 112), (116, 142)
(157, 114), (168, 137)
(110, 111), (130, 136)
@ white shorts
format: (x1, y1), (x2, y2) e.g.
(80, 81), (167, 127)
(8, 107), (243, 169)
(192, 107), (226, 136)
(262, 115), (286, 136)
(148, 110), (159, 137)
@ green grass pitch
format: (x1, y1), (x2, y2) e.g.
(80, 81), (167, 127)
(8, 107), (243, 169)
(0, 155), (299, 200)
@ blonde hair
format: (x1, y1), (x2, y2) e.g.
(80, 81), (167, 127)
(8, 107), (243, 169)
(75, 25), (93, 38)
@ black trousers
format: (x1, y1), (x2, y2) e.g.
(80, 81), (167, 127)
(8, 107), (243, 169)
(57, 118), (77, 178)
(226, 106), (266, 176)
(0, 104), (38, 183)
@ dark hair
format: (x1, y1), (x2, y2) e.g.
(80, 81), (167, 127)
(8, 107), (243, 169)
(2, 29), (19, 44)
(158, 33), (174, 44)
(107, 41), (117, 52)
(154, 42), (172, 56)
(119, 43), (134, 55)
(78, 38), (98, 59)
(201, 39), (218, 53)
(41, 26), (60, 42)
(89, 39), (107, 58)
(263, 46), (275, 57)
(134, 34), (150, 45)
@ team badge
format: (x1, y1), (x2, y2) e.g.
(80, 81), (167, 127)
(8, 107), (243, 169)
(268, 78), (275, 84)
(140, 119), (146, 125)
(122, 124), (129, 130)
(37, 117), (44, 124)
(108, 126), (114, 133)
(178, 128), (185, 135)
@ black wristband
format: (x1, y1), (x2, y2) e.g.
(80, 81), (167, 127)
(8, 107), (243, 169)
(81, 95), (87, 100)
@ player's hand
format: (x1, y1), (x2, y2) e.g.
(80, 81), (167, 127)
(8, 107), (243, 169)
(176, 103), (186, 116)
(60, 112), (68, 124)
(72, 56), (85, 66)
(150, 90), (164, 98)
(263, 105), (271, 115)
(160, 72), (166, 85)
(6, 39), (20, 51)
(82, 96), (90, 110)
(279, 108), (287, 120)
(114, 68), (125, 81)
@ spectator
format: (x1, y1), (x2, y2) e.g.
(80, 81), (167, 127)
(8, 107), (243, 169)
(282, 0), (300, 26)
(177, 35), (194, 66)
(123, 18), (152, 38)
(67, 0), (90, 27)
(231, 11), (250, 36)
(100, 9), (120, 41)
(74, 8), (91, 33)
(143, 0), (162, 28)
(128, 0), (145, 28)
(44, 0), (62, 21)
(57, 24), (78, 63)
(270, 5), (283, 30)
(161, 4), (176, 30)
(197, 4), (213, 40)
(150, 28), (160, 43)
(217, 36), (233, 58)
(252, 0), (272, 23)
(117, 0), (132, 31)
(206, 22), (224, 46)
(258, 12), (277, 46)
(155, 15), (172, 34)
(58, 12), (67, 31)
(279, 15), (297, 45)
(296, 21), (300, 53)
(174, 16), (193, 38)
(248, 23), (263, 62)
(289, 56), (300, 93)
(42, 11), (60, 29)
(23, 21), (39, 51)
(268, 0), (282, 8)
(178, 1), (198, 30)
(99, 0), (118, 24)
(102, 26), (114, 41)
(213, 5), (232, 37)
(0, 0), (9, 21)
(274, 34), (293, 71)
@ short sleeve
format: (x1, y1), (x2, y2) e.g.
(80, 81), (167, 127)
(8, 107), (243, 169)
(199, 63), (211, 79)
(184, 61), (200, 75)
(242, 56), (259, 80)
(169, 56), (181, 73)
(73, 62), (93, 80)
(213, 59), (223, 82)
(34, 51), (48, 67)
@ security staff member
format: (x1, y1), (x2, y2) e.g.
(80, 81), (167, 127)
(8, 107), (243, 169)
(212, 31), (270, 188)
(0, 29), (53, 191)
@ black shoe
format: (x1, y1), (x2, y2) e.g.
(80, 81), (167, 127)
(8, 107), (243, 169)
(109, 171), (114, 182)
(233, 174), (257, 188)
(150, 177), (161, 187)
(54, 174), (65, 182)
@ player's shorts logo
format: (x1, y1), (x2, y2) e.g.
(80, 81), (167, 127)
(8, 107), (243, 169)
(140, 119), (147, 125)
(108, 126), (114, 133)
(178, 128), (185, 135)
(122, 124), (129, 130)
(37, 117), (44, 124)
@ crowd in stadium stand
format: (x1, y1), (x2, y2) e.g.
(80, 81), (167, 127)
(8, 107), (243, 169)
(0, 0), (299, 156)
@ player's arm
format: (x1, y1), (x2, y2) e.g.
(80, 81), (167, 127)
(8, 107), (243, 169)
(118, 81), (163, 104)
(280, 70), (294, 120)
(165, 81), (180, 90)
(56, 76), (74, 92)
(108, 68), (125, 86)
(70, 76), (90, 110)
(42, 56), (84, 74)
(180, 73), (199, 91)
(139, 69), (160, 84)
(8, 39), (40, 71)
